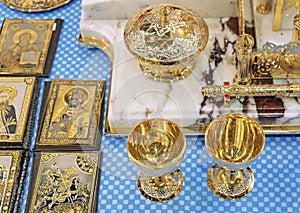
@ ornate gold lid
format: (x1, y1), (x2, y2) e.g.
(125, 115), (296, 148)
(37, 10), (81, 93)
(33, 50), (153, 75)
(124, 4), (208, 63)
(123, 4), (209, 82)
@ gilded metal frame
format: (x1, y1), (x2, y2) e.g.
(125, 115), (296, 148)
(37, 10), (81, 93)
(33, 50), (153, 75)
(28, 151), (101, 212)
(36, 79), (105, 150)
(0, 77), (35, 142)
(0, 19), (57, 75)
(0, 150), (23, 213)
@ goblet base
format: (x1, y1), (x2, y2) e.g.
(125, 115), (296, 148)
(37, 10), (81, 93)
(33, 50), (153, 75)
(207, 164), (254, 200)
(137, 168), (184, 202)
(140, 64), (194, 82)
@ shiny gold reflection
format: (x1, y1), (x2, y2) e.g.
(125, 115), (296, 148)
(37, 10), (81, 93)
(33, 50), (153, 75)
(205, 114), (265, 200)
(127, 118), (186, 202)
(124, 4), (209, 82)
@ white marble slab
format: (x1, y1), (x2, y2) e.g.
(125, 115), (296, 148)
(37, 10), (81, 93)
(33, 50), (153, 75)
(81, 0), (238, 20)
(79, 1), (300, 135)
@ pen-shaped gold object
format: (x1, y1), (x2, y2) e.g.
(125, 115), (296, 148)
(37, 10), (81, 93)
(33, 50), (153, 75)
(202, 83), (300, 97)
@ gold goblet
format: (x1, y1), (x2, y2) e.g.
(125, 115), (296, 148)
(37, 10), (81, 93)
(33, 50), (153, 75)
(123, 4), (209, 82)
(126, 118), (186, 202)
(205, 114), (265, 200)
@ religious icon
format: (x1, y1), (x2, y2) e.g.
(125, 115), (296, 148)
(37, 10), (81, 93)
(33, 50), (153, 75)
(27, 151), (101, 213)
(0, 85), (18, 135)
(0, 29), (39, 69)
(0, 77), (37, 147)
(0, 18), (63, 76)
(36, 79), (106, 150)
(48, 87), (90, 139)
(0, 150), (29, 213)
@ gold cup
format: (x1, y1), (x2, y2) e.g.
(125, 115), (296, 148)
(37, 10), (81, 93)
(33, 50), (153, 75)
(205, 114), (265, 200)
(123, 4), (209, 82)
(126, 118), (186, 202)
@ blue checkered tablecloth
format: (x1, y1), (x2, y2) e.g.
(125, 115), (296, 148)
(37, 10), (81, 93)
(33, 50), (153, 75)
(0, 0), (300, 212)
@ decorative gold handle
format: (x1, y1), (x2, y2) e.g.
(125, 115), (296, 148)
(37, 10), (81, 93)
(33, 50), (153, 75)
(202, 83), (300, 97)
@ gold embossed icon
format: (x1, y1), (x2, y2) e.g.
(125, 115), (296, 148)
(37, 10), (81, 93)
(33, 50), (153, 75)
(0, 85), (18, 135)
(36, 79), (105, 150)
(205, 114), (265, 200)
(27, 152), (101, 212)
(124, 4), (209, 82)
(0, 19), (63, 76)
(126, 118), (186, 202)
(0, 77), (36, 146)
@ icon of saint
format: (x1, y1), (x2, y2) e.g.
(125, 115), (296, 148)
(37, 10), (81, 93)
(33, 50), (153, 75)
(0, 29), (39, 69)
(48, 87), (89, 139)
(0, 85), (18, 135)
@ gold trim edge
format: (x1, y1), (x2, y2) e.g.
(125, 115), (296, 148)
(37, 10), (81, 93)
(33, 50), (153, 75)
(77, 33), (114, 62)
(104, 123), (300, 135)
(1, 0), (71, 12)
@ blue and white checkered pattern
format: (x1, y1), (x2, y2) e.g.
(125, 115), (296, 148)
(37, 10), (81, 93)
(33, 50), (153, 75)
(1, 1), (300, 212)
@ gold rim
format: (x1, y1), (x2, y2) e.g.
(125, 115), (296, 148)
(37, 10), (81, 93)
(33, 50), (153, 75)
(126, 118), (186, 171)
(1, 0), (71, 12)
(77, 33), (114, 62)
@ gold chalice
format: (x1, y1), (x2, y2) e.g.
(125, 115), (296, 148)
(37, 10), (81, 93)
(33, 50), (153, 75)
(205, 114), (265, 200)
(126, 118), (186, 202)
(123, 4), (209, 82)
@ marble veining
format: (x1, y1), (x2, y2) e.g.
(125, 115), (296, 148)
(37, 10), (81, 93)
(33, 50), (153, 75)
(80, 1), (300, 134)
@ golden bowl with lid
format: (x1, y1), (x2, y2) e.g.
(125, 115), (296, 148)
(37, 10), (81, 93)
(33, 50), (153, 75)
(124, 4), (209, 82)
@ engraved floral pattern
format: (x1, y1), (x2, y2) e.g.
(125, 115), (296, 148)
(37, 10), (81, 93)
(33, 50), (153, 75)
(125, 5), (208, 62)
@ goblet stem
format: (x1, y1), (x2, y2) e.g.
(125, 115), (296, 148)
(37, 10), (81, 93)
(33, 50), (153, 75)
(207, 164), (254, 200)
(137, 168), (184, 202)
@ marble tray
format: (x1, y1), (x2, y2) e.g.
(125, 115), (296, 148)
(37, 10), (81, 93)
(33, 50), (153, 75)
(79, 0), (300, 135)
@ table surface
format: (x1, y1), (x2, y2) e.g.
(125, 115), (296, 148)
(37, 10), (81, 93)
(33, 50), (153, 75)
(0, 1), (300, 213)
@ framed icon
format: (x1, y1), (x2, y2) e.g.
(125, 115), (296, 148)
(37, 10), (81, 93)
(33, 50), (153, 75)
(0, 77), (38, 148)
(36, 79), (106, 150)
(0, 18), (63, 76)
(0, 150), (30, 213)
(27, 151), (101, 212)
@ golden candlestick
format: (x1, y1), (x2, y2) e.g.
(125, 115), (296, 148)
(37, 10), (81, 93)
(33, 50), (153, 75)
(235, 0), (254, 85)
(205, 114), (265, 200)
